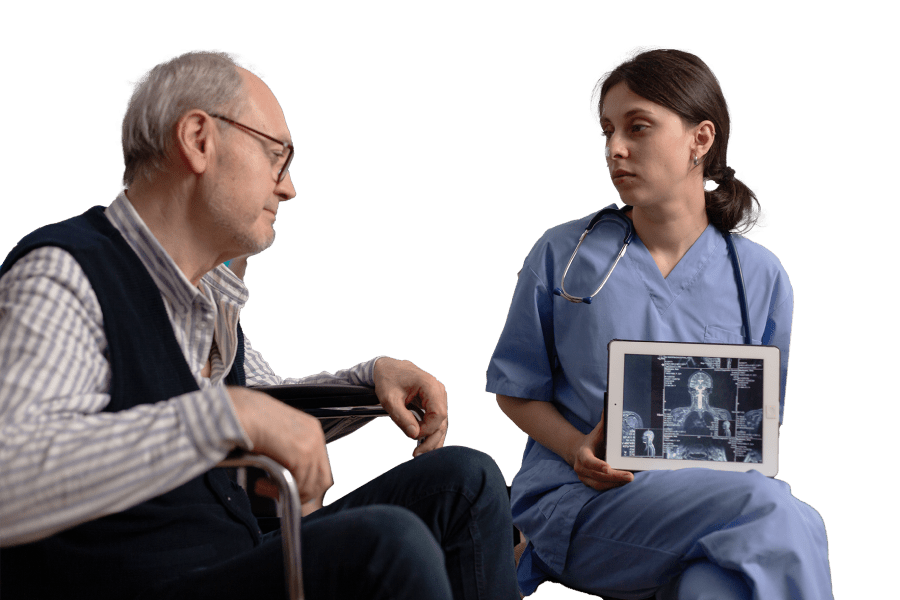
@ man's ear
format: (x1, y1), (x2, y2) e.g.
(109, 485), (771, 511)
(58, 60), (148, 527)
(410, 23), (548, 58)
(175, 110), (217, 176)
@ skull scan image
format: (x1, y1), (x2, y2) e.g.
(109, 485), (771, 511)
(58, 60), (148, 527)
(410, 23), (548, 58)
(670, 371), (732, 434)
(642, 430), (656, 457)
(621, 411), (643, 456)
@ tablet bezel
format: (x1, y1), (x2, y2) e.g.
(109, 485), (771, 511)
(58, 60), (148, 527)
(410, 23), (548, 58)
(604, 339), (780, 477)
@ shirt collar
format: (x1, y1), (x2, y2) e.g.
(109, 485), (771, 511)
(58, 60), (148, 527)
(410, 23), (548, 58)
(104, 191), (249, 313)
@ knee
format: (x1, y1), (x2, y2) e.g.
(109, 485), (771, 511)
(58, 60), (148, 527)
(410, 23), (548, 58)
(429, 446), (509, 513)
(706, 472), (828, 543)
(431, 446), (506, 493)
(674, 560), (751, 600)
(745, 474), (823, 520)
(718, 471), (793, 515)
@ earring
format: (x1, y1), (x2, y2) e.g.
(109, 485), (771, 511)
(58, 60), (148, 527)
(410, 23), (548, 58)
(692, 155), (699, 166)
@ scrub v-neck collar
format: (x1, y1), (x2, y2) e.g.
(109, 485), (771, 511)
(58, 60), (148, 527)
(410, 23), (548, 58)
(625, 223), (721, 316)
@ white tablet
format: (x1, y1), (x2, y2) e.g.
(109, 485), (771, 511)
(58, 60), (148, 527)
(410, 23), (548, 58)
(604, 340), (781, 477)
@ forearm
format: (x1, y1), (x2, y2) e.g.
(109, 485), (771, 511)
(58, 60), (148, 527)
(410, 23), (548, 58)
(242, 336), (378, 387)
(765, 282), (793, 420)
(0, 386), (248, 546)
(496, 394), (584, 467)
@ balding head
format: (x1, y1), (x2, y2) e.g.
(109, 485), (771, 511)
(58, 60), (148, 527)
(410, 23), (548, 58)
(231, 68), (292, 144)
(121, 51), (246, 187)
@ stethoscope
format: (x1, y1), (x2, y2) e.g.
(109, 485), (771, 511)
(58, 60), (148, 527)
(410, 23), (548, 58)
(553, 206), (754, 345)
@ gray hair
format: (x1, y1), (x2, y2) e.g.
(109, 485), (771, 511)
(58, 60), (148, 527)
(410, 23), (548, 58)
(122, 51), (246, 186)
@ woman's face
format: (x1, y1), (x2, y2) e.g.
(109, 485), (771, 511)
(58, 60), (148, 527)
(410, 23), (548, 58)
(600, 82), (702, 209)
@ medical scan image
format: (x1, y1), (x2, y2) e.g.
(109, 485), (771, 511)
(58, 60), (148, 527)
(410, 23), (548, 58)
(720, 420), (732, 437)
(666, 436), (729, 461)
(670, 372), (732, 432)
(621, 353), (766, 464)
(639, 429), (659, 457)
(620, 411), (644, 456)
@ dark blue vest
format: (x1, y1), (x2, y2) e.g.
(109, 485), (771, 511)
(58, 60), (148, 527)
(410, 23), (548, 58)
(0, 207), (259, 599)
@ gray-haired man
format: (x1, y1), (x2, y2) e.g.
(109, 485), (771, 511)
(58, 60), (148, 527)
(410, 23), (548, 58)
(0, 51), (519, 600)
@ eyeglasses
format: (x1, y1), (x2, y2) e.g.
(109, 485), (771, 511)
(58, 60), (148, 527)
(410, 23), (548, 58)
(209, 113), (294, 183)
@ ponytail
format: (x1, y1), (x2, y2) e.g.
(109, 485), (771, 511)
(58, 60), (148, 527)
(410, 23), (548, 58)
(704, 165), (759, 233)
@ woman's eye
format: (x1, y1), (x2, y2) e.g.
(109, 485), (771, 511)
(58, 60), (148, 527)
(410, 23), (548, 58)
(631, 124), (648, 134)
(602, 129), (613, 139)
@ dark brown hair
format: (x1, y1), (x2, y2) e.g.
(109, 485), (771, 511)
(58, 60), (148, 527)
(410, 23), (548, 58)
(597, 49), (758, 233)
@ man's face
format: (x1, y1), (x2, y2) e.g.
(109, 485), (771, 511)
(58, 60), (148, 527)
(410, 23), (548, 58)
(204, 68), (296, 258)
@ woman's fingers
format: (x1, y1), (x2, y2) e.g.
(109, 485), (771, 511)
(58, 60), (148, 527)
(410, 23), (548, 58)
(578, 466), (635, 491)
(578, 474), (632, 491)
(575, 436), (634, 491)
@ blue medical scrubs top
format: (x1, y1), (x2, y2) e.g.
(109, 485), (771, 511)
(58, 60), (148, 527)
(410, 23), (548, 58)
(486, 207), (793, 589)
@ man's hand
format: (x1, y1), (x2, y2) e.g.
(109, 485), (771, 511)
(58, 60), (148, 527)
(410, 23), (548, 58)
(228, 387), (333, 505)
(253, 478), (323, 517)
(573, 414), (634, 491)
(374, 357), (448, 457)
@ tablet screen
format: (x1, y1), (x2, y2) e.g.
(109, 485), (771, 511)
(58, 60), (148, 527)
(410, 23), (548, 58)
(606, 340), (780, 476)
(621, 353), (764, 463)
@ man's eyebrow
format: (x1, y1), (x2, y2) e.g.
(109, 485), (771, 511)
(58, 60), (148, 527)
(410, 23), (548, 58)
(600, 108), (654, 123)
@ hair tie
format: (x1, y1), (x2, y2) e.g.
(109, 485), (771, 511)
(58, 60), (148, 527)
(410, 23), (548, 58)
(719, 166), (735, 183)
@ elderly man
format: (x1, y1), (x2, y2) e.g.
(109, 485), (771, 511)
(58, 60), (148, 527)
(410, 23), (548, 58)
(0, 52), (519, 600)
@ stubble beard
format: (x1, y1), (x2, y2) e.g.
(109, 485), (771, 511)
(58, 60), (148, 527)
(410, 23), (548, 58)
(208, 200), (276, 258)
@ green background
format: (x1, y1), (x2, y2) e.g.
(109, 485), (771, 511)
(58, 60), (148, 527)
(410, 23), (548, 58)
(0, 2), (897, 600)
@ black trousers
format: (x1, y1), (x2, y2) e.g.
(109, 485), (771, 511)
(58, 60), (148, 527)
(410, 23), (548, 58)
(141, 446), (520, 600)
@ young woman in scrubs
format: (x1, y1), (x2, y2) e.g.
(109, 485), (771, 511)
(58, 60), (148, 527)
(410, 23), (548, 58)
(487, 50), (833, 600)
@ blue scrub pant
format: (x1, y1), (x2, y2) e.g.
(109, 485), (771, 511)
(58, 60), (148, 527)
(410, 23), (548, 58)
(551, 469), (832, 600)
(140, 446), (519, 600)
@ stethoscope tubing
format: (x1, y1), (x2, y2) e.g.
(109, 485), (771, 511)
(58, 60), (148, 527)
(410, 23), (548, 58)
(553, 207), (753, 345)
(553, 207), (634, 304)
(724, 233), (752, 345)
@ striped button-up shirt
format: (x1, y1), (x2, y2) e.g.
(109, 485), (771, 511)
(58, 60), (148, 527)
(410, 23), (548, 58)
(0, 192), (377, 546)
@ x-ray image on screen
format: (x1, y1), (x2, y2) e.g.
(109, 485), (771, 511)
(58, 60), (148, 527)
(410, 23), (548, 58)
(635, 428), (661, 457)
(621, 353), (765, 463)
